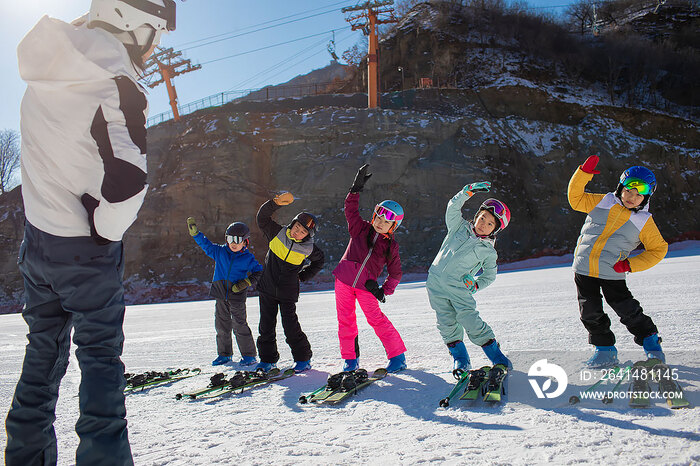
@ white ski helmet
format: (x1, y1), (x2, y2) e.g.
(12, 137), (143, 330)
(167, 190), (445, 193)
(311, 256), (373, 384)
(89, 0), (176, 49)
(89, 0), (176, 33)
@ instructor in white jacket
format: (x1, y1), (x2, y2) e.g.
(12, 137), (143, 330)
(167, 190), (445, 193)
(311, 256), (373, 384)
(5, 1), (175, 465)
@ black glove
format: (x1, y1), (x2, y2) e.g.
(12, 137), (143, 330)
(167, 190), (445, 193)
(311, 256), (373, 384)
(350, 164), (372, 193)
(80, 194), (111, 245)
(364, 279), (385, 303)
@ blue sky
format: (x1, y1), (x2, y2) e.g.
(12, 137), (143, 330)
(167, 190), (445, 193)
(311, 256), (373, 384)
(0, 0), (570, 132)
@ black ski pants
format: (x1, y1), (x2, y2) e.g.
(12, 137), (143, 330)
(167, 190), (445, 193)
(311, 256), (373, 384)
(256, 292), (312, 364)
(5, 222), (133, 466)
(574, 273), (658, 347)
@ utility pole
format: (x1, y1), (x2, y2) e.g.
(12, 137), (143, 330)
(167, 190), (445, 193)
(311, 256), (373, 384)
(342, 1), (398, 108)
(142, 47), (201, 122)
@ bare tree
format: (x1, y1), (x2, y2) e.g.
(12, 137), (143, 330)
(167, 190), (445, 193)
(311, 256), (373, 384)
(0, 129), (21, 194)
(342, 43), (366, 67)
(566, 0), (595, 35)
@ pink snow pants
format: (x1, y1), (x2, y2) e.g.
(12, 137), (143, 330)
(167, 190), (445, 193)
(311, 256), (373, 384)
(335, 279), (406, 360)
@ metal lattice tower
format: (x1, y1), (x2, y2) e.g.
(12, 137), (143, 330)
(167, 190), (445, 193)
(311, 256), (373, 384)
(342, 1), (398, 108)
(142, 47), (202, 121)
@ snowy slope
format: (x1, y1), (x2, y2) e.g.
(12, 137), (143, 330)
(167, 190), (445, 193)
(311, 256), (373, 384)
(1, 244), (699, 465)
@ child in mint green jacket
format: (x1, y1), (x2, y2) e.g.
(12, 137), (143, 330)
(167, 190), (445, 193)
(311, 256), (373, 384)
(426, 181), (513, 372)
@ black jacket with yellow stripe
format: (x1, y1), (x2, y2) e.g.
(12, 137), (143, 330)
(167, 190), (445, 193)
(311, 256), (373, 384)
(256, 200), (325, 302)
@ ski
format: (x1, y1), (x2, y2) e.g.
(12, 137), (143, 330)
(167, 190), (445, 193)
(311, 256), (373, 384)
(459, 366), (491, 400)
(196, 368), (295, 400)
(439, 369), (472, 408)
(483, 364), (508, 402)
(324, 368), (387, 404)
(299, 371), (349, 404)
(124, 368), (201, 393)
(628, 359), (660, 408)
(569, 365), (628, 405)
(300, 368), (387, 405)
(175, 368), (292, 400)
(601, 365), (631, 404)
(651, 362), (691, 409)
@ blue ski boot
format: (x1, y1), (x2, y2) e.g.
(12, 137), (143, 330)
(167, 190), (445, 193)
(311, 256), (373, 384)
(239, 355), (257, 366)
(642, 334), (665, 363)
(447, 341), (471, 372)
(482, 339), (513, 369)
(255, 361), (277, 373)
(585, 346), (618, 368)
(386, 353), (407, 373)
(293, 360), (312, 373)
(212, 355), (232, 366)
(343, 358), (359, 371)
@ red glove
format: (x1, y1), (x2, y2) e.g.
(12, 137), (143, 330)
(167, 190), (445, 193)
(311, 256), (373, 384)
(613, 260), (631, 273)
(580, 155), (600, 175)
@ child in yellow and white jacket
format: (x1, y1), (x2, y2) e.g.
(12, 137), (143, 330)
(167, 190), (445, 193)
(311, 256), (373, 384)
(568, 155), (668, 367)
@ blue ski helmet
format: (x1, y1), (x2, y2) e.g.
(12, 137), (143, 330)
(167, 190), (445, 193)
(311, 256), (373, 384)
(616, 166), (657, 210)
(372, 200), (404, 234)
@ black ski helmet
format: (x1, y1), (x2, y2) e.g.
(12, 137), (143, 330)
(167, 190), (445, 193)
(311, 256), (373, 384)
(225, 222), (250, 245)
(290, 212), (318, 238)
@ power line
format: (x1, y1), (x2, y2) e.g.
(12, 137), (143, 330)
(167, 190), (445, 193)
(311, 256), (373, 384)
(231, 37), (331, 90)
(232, 30), (355, 91)
(175, 1), (350, 51)
(199, 27), (351, 66)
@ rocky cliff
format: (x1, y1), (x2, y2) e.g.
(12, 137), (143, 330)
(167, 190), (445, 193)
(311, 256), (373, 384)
(1, 85), (698, 313)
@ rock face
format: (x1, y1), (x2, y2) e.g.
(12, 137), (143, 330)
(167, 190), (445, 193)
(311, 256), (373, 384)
(1, 86), (698, 313)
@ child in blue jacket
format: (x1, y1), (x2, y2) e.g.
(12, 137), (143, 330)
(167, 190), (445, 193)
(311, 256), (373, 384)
(187, 217), (263, 366)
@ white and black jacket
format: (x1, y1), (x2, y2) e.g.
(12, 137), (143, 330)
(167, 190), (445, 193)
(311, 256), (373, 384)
(18, 15), (149, 241)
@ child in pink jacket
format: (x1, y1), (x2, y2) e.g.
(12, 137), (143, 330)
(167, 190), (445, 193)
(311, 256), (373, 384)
(332, 164), (407, 373)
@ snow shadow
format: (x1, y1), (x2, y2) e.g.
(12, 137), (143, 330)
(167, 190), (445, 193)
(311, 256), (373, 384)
(548, 408), (700, 441)
(359, 369), (522, 431)
(277, 368), (522, 430)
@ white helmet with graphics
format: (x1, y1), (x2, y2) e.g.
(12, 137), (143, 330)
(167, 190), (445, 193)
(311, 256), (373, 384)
(89, 0), (176, 49)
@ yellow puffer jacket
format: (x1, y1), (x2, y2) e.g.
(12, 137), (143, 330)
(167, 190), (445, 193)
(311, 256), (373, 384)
(567, 168), (667, 280)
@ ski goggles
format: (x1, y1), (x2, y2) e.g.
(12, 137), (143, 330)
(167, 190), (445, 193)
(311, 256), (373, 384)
(374, 205), (404, 222)
(226, 235), (246, 244)
(123, 0), (177, 31)
(481, 199), (507, 219)
(622, 179), (653, 195)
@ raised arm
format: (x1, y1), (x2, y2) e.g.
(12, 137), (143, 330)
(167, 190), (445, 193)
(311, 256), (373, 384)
(568, 156), (606, 213)
(257, 192), (293, 240)
(446, 181), (491, 232)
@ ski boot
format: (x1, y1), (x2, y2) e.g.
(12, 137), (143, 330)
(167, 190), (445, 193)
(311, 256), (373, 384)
(386, 353), (407, 373)
(343, 358), (359, 372)
(212, 355), (232, 366)
(447, 340), (471, 373)
(239, 356), (257, 366)
(255, 361), (277, 373)
(642, 334), (665, 363)
(585, 346), (618, 368)
(482, 339), (513, 369)
(293, 360), (312, 373)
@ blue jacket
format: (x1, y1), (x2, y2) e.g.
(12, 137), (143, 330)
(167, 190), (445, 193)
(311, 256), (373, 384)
(193, 232), (263, 301)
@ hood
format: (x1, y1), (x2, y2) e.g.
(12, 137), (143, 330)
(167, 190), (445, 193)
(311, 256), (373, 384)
(18, 15), (140, 89)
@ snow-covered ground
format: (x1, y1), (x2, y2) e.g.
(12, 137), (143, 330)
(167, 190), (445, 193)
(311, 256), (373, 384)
(1, 244), (699, 465)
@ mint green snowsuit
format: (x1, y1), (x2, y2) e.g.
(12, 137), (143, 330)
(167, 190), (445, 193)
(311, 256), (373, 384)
(426, 190), (498, 346)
